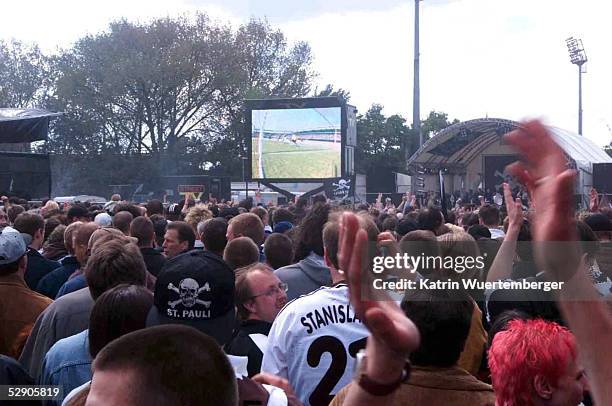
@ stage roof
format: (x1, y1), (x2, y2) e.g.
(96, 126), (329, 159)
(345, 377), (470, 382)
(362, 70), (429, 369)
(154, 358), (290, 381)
(0, 108), (62, 143)
(406, 118), (612, 170)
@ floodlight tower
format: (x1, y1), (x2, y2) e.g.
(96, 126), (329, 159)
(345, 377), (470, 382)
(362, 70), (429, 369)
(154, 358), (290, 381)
(566, 37), (587, 136)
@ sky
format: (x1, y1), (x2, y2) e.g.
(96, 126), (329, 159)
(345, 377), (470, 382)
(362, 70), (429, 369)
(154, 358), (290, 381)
(252, 108), (341, 132)
(2, 0), (611, 147)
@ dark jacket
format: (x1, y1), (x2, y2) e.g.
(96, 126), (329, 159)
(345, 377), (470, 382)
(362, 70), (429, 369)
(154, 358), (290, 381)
(35, 256), (80, 299)
(140, 247), (166, 277)
(225, 320), (272, 377)
(24, 248), (60, 290)
(0, 355), (42, 406)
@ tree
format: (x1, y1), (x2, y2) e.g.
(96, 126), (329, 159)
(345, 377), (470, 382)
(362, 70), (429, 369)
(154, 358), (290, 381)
(43, 15), (315, 177)
(356, 104), (408, 173)
(314, 84), (351, 103)
(0, 39), (49, 108)
(355, 106), (459, 174)
(420, 110), (459, 141)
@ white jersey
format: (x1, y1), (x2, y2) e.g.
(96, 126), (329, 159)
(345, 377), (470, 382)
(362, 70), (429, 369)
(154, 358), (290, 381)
(261, 283), (368, 406)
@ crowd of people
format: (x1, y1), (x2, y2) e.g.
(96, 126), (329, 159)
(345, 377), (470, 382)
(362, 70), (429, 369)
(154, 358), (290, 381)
(1, 120), (612, 405)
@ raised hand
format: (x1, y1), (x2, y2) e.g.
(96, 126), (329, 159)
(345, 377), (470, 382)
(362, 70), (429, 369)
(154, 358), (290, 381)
(338, 212), (419, 382)
(589, 188), (599, 212)
(503, 182), (523, 232)
(504, 120), (579, 281)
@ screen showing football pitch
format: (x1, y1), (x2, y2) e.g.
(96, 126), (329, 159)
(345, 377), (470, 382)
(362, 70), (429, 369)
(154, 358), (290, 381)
(251, 107), (342, 180)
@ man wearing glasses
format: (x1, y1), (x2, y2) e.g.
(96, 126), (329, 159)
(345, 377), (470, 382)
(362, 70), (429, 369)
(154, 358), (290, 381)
(226, 264), (288, 377)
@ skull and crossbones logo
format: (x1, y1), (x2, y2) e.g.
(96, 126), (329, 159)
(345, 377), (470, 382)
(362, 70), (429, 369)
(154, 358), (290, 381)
(167, 278), (212, 309)
(332, 179), (351, 191)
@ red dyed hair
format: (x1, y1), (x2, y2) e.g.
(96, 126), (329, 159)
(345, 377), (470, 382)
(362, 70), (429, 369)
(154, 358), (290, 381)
(488, 318), (577, 406)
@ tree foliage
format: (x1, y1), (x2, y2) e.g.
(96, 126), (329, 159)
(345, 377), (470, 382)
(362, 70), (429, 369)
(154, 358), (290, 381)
(356, 105), (459, 174)
(42, 15), (314, 176)
(0, 40), (49, 108)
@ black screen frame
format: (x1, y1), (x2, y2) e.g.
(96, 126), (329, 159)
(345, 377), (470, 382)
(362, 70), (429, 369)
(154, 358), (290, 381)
(245, 97), (347, 182)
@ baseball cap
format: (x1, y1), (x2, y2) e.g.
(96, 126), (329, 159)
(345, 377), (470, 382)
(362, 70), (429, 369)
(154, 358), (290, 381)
(0, 226), (27, 265)
(146, 250), (236, 345)
(94, 212), (112, 227)
(273, 221), (294, 234)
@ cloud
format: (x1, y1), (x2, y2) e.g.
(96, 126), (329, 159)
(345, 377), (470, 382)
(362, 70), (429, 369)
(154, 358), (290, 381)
(281, 0), (612, 146)
(0, 0), (242, 52)
(2, 0), (611, 147)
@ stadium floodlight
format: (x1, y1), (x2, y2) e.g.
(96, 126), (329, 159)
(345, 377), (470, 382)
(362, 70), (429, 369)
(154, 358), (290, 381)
(565, 37), (587, 136)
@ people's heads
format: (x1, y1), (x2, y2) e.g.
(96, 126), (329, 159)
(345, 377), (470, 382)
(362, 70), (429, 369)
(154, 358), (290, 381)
(113, 204), (142, 219)
(41, 200), (60, 218)
(145, 200), (164, 217)
(147, 251), (235, 345)
(223, 237), (259, 270)
(163, 221), (195, 259)
(417, 207), (445, 235)
(271, 207), (294, 227)
(294, 203), (331, 260)
(184, 205), (213, 235)
(263, 233), (294, 270)
(396, 218), (418, 237)
(88, 284), (153, 358)
(487, 309), (530, 349)
(226, 213), (264, 246)
(88, 227), (135, 254)
(437, 231), (482, 279)
(110, 194), (122, 202)
(13, 213), (45, 249)
(130, 216), (155, 248)
(0, 226), (27, 277)
(88, 325), (237, 406)
(7, 205), (25, 224)
(235, 264), (287, 323)
(149, 214), (167, 248)
(467, 224), (491, 241)
(73, 222), (101, 265)
(63, 221), (83, 256)
(401, 288), (473, 367)
(460, 212), (480, 230)
(489, 319), (585, 406)
(199, 218), (228, 257)
(272, 221), (294, 234)
(84, 239), (147, 300)
(250, 206), (269, 226)
(94, 212), (112, 227)
(381, 216), (398, 233)
(67, 205), (90, 223)
(43, 216), (61, 243)
(479, 204), (501, 227)
(112, 211), (134, 235)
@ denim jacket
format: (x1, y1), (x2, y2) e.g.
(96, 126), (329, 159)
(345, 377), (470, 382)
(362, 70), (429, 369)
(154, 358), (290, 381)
(39, 329), (92, 406)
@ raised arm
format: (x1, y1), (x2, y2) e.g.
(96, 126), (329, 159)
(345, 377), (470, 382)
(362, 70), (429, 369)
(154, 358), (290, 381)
(486, 183), (523, 282)
(338, 213), (420, 406)
(505, 120), (612, 406)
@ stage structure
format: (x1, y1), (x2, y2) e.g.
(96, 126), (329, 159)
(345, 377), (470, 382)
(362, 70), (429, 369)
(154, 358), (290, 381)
(0, 108), (62, 199)
(406, 118), (612, 205)
(245, 97), (358, 203)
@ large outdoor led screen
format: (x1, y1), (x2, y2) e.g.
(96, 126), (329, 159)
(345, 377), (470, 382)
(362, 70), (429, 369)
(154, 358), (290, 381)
(250, 107), (342, 180)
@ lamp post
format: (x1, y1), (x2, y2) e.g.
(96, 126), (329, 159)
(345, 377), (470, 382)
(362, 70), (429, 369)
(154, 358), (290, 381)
(565, 37), (587, 136)
(413, 0), (422, 149)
